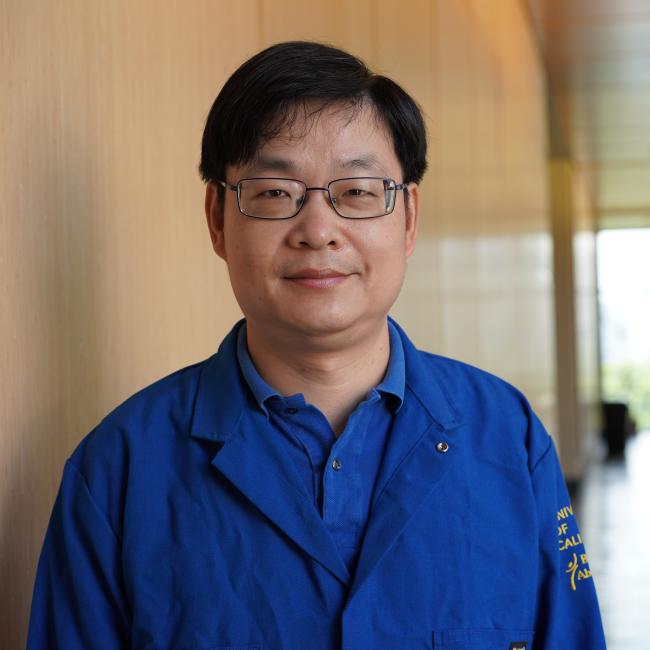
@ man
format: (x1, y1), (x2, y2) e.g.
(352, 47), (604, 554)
(28, 41), (606, 649)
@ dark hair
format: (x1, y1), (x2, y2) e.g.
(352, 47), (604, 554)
(199, 41), (427, 196)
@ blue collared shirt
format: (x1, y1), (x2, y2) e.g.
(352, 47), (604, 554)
(236, 320), (404, 573)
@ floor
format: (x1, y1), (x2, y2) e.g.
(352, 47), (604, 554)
(576, 429), (650, 649)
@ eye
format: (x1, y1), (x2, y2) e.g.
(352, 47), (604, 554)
(343, 186), (378, 199)
(260, 188), (289, 198)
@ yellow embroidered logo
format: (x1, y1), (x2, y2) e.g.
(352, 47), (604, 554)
(565, 552), (593, 591)
(557, 504), (594, 591)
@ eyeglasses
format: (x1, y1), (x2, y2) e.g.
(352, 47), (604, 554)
(217, 177), (408, 220)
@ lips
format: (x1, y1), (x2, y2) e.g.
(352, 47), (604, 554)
(284, 267), (352, 289)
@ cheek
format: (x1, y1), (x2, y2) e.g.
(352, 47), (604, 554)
(365, 230), (409, 295)
(365, 225), (407, 270)
(224, 232), (280, 296)
(225, 222), (277, 265)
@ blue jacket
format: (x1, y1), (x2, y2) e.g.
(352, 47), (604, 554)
(28, 319), (606, 649)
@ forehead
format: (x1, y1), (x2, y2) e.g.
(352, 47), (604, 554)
(233, 102), (401, 178)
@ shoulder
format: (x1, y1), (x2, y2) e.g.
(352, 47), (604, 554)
(100, 358), (206, 436)
(415, 349), (527, 411)
(89, 357), (205, 440)
(55, 355), (222, 538)
(412, 348), (553, 471)
(67, 356), (210, 486)
(392, 318), (537, 427)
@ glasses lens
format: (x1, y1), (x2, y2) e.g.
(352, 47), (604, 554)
(238, 178), (305, 219)
(330, 178), (394, 218)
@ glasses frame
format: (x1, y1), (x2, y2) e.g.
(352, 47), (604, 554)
(217, 176), (408, 220)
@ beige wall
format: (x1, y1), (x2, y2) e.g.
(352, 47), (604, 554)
(2, 1), (564, 646)
(393, 1), (557, 436)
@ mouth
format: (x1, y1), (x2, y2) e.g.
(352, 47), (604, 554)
(283, 267), (352, 289)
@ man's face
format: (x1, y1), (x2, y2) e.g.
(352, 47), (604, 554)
(205, 102), (419, 344)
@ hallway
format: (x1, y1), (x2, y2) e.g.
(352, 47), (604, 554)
(577, 430), (650, 649)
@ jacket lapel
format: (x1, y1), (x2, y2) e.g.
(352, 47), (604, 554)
(189, 319), (464, 597)
(189, 321), (350, 586)
(210, 409), (351, 586)
(348, 319), (464, 602)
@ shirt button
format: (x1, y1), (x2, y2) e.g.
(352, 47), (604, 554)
(285, 407), (299, 415)
(332, 458), (343, 471)
(436, 441), (449, 453)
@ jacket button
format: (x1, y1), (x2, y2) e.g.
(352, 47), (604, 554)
(436, 441), (449, 453)
(332, 458), (343, 471)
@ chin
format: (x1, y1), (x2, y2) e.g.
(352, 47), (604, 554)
(283, 306), (390, 341)
(289, 315), (355, 337)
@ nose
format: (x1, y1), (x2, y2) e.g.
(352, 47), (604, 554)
(286, 188), (343, 250)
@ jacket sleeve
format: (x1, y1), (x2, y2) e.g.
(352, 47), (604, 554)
(27, 460), (130, 650)
(530, 432), (607, 649)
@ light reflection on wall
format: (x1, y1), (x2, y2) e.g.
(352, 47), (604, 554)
(396, 231), (556, 433)
(393, 0), (557, 437)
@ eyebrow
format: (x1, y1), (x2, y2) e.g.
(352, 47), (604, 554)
(339, 154), (387, 174)
(247, 153), (390, 177)
(249, 156), (298, 174)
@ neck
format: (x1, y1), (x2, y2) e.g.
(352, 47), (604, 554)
(245, 320), (391, 436)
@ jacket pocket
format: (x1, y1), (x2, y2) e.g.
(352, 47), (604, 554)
(432, 629), (534, 649)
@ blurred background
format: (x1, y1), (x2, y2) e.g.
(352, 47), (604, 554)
(1, 0), (649, 647)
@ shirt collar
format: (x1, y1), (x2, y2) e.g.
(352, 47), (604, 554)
(190, 318), (462, 444)
(374, 320), (405, 411)
(236, 320), (405, 418)
(236, 324), (279, 417)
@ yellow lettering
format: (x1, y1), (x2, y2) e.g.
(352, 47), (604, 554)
(557, 505), (574, 521)
(558, 523), (568, 535)
(578, 569), (592, 581)
(559, 534), (583, 551)
(580, 554), (589, 565)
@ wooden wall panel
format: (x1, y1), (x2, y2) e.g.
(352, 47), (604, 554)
(0, 2), (257, 647)
(1, 1), (561, 647)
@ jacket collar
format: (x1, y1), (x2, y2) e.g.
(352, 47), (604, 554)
(388, 316), (462, 430)
(189, 319), (248, 444)
(190, 317), (461, 442)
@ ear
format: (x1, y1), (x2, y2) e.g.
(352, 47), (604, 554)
(404, 183), (420, 257)
(205, 182), (227, 260)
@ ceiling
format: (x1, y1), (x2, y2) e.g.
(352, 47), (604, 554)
(527, 0), (650, 228)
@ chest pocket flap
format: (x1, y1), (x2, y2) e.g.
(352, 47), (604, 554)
(433, 629), (534, 649)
